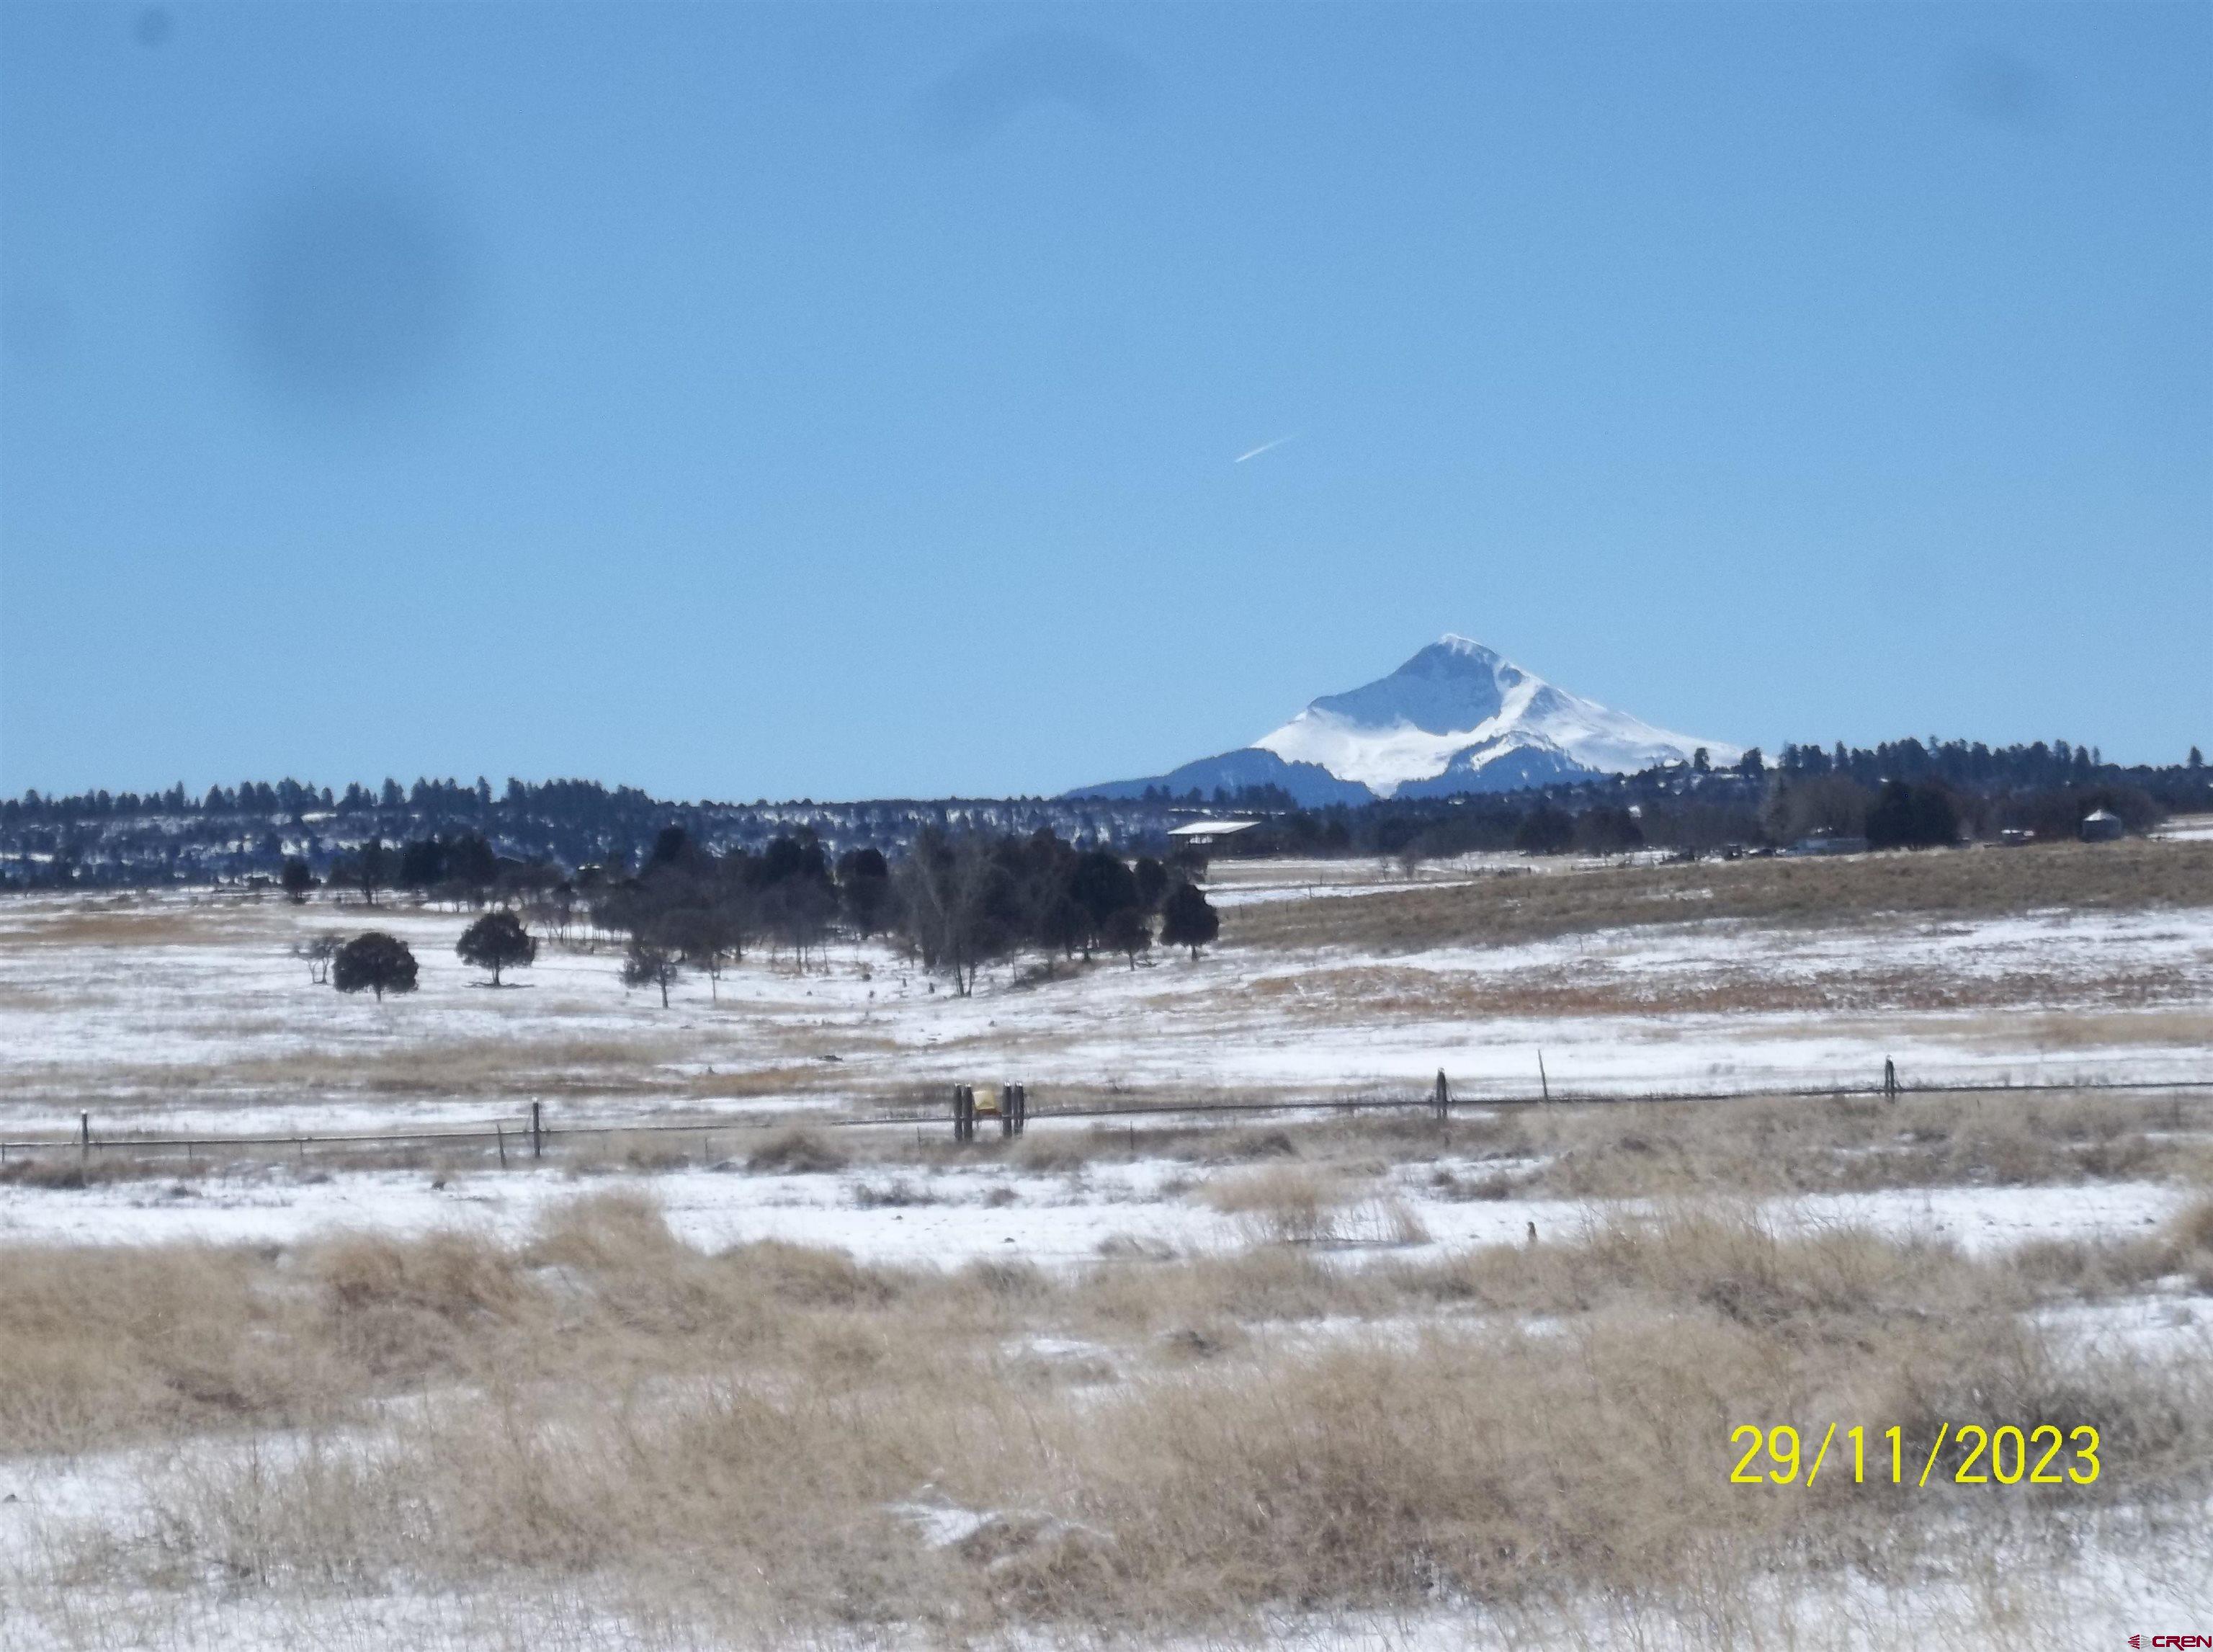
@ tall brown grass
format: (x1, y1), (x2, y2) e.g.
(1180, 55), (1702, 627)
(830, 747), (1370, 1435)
(5, 1195), (2207, 1646)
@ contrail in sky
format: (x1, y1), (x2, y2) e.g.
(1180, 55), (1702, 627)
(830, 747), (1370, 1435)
(1235, 434), (1297, 463)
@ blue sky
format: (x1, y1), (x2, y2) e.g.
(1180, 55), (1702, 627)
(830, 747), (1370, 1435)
(2, 1), (2207, 800)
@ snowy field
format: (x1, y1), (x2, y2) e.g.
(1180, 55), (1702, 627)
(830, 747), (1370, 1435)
(3, 865), (2208, 1142)
(4, 853), (2211, 1651)
(0, 1138), (2194, 1259)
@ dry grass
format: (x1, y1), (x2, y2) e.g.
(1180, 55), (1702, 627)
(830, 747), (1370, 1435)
(916, 1088), (2213, 1200)
(0, 1153), (164, 1190)
(4, 1193), (2208, 1646)
(742, 1124), (851, 1174)
(1200, 1163), (1349, 1244)
(2012, 1195), (2213, 1295)
(0, 903), (269, 949)
(1235, 961), (2212, 1022)
(1198, 1163), (1429, 1247)
(8, 1084), (2205, 1202)
(1234, 837), (2213, 954)
(1480, 1089), (2213, 1199)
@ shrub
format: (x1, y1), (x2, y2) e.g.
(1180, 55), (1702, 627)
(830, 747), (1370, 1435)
(745, 1128), (849, 1176)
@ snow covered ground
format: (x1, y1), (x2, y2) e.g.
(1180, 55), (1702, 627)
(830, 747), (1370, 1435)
(2, 885), (2207, 1142)
(0, 1148), (2189, 1260)
(4, 868), (2208, 1652)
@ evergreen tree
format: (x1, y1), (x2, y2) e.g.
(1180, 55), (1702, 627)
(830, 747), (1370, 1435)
(1866, 780), (1959, 849)
(357, 838), (389, 906)
(1068, 849), (1139, 954)
(1158, 880), (1220, 959)
(280, 857), (313, 903)
(1132, 855), (1169, 912)
(457, 909), (536, 986)
(1101, 905), (1150, 969)
(836, 847), (893, 936)
(332, 932), (418, 1001)
(399, 837), (446, 889)
(445, 832), (499, 896)
(1514, 803), (1575, 855)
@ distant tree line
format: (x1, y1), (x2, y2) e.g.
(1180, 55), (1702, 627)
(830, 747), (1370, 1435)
(0, 776), (1189, 891)
(890, 827), (1219, 994)
(1204, 738), (2205, 866)
(4, 738), (2207, 892)
(553, 824), (1221, 1002)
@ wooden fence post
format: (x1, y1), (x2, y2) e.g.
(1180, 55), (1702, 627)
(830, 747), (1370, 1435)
(1434, 1069), (1449, 1122)
(1538, 1053), (1550, 1103)
(531, 1101), (542, 1160)
(1001, 1085), (1015, 1139)
(496, 1124), (508, 1168)
(1884, 1058), (1897, 1104)
(81, 1112), (90, 1164)
(1014, 1084), (1027, 1137)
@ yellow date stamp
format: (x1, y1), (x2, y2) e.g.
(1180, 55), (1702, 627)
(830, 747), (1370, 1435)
(1730, 1424), (2101, 1488)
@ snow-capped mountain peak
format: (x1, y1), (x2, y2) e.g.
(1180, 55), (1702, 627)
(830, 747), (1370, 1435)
(1071, 635), (1740, 804)
(1254, 635), (1739, 797)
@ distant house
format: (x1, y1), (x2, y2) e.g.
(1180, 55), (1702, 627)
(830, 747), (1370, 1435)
(1166, 819), (1261, 852)
(2079, 809), (2125, 843)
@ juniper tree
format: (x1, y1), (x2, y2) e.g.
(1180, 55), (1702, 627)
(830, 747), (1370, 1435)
(457, 908), (537, 986)
(1132, 856), (1168, 913)
(1101, 905), (1151, 970)
(1158, 880), (1220, 960)
(1068, 849), (1139, 957)
(332, 931), (417, 1001)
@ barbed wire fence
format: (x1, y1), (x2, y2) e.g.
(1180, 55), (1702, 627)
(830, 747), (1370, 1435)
(4, 1068), (2209, 1173)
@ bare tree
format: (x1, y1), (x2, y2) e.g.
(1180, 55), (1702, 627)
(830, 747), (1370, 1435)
(663, 903), (743, 999)
(893, 829), (1015, 996)
(622, 937), (681, 1008)
(292, 934), (344, 984)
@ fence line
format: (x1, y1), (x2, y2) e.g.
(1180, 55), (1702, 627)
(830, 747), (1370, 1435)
(2, 1071), (2208, 1164)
